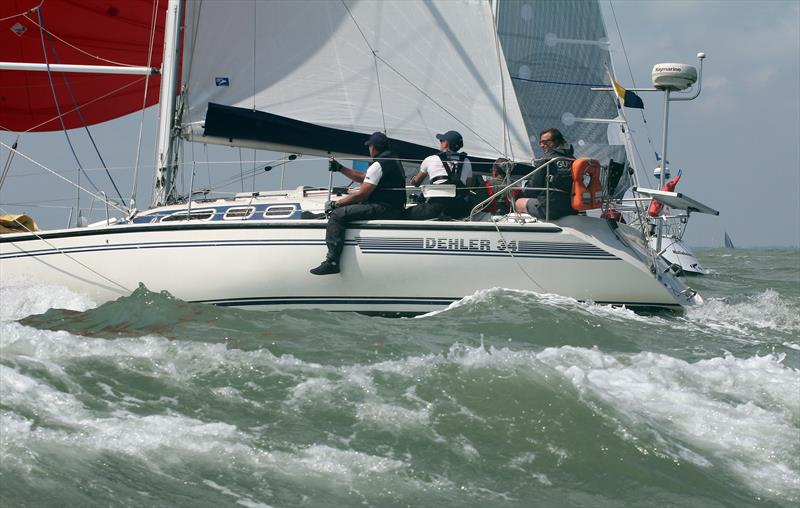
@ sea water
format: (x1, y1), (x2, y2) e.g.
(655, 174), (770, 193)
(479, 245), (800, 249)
(1, 248), (798, 507)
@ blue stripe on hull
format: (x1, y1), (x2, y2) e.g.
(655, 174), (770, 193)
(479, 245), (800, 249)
(191, 296), (681, 310)
(2, 238), (619, 261)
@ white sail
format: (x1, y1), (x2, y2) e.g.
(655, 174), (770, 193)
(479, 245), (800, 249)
(181, 0), (533, 162)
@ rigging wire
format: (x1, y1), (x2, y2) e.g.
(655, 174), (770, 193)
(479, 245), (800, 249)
(0, 137), (19, 191)
(34, 7), (103, 224)
(0, 204), (131, 293)
(371, 55), (503, 154)
(131, 0), (161, 209)
(172, 0), (204, 206)
(39, 15), (126, 205)
(339, 0), (388, 134)
(2, 78), (148, 134)
(489, 3), (512, 160)
(608, 1), (658, 171)
(0, 141), (127, 215)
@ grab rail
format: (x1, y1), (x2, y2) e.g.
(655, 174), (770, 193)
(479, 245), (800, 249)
(468, 157), (572, 222)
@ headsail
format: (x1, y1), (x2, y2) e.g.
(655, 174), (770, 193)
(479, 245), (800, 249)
(495, 0), (627, 165)
(0, 0), (165, 132)
(182, 0), (532, 163)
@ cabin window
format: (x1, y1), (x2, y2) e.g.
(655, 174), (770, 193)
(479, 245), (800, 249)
(161, 209), (215, 222)
(224, 206), (255, 220)
(263, 205), (296, 218)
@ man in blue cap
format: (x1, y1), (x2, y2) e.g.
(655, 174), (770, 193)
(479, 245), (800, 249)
(406, 130), (473, 219)
(310, 131), (406, 275)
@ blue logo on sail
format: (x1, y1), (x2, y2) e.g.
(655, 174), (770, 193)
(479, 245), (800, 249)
(215, 77), (230, 87)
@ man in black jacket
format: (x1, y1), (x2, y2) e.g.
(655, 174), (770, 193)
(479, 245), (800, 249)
(514, 128), (578, 221)
(310, 132), (406, 275)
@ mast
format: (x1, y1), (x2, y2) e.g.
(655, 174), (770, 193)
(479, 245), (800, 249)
(151, 0), (184, 207)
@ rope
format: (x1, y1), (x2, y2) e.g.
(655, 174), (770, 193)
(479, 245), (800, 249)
(489, 217), (547, 293)
(21, 12), (144, 67)
(0, 1), (42, 23)
(510, 76), (607, 88)
(0, 205), (131, 293)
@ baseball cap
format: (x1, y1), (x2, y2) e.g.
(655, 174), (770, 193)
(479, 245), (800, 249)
(364, 131), (389, 147)
(435, 130), (463, 146)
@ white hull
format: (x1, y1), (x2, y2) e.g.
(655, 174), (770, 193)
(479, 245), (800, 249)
(1, 215), (699, 314)
(649, 236), (706, 275)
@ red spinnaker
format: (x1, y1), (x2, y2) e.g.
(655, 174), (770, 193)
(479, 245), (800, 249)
(0, 0), (166, 132)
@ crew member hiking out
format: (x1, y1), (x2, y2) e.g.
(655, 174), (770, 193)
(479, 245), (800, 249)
(514, 128), (578, 221)
(406, 130), (473, 220)
(310, 132), (406, 275)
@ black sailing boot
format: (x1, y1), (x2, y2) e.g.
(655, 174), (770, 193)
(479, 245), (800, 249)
(309, 260), (340, 275)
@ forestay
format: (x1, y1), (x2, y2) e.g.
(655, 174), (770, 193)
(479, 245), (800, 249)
(181, 0), (533, 163)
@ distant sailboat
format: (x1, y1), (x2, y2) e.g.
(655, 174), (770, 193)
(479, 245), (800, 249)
(724, 232), (735, 249)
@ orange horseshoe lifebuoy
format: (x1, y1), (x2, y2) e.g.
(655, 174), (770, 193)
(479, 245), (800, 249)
(571, 158), (603, 211)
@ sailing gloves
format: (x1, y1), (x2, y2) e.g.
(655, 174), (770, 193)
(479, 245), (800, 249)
(328, 158), (343, 172)
(324, 200), (338, 214)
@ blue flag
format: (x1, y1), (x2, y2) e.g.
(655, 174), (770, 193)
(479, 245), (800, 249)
(612, 78), (644, 109)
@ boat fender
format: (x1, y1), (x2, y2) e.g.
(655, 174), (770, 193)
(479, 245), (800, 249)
(647, 173), (681, 217)
(570, 158), (603, 211)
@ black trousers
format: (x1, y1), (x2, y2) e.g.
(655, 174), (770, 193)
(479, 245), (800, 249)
(325, 203), (400, 262)
(405, 197), (470, 220)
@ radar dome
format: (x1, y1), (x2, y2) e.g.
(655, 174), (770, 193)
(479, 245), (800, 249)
(652, 63), (697, 91)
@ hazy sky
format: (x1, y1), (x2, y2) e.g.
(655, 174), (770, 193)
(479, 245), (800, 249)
(603, 0), (800, 247)
(1, 0), (798, 247)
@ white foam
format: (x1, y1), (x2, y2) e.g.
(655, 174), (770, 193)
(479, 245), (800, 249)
(355, 402), (430, 430)
(687, 290), (800, 335)
(0, 274), (96, 321)
(535, 346), (800, 502)
(416, 286), (657, 324)
(202, 480), (274, 508)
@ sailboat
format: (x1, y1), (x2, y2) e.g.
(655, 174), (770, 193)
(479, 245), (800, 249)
(0, 0), (702, 314)
(724, 232), (735, 249)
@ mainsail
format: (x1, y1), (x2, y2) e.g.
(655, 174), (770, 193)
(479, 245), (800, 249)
(494, 0), (627, 165)
(0, 0), (165, 132)
(181, 0), (533, 164)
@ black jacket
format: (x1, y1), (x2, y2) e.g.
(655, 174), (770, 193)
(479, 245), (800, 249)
(528, 145), (577, 219)
(367, 150), (406, 210)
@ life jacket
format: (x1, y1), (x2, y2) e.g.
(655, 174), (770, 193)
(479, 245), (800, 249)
(368, 150), (407, 210)
(647, 174), (681, 217)
(570, 158), (603, 211)
(435, 152), (469, 199)
(470, 176), (497, 212)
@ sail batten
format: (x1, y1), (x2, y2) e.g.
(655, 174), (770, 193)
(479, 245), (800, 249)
(183, 0), (532, 162)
